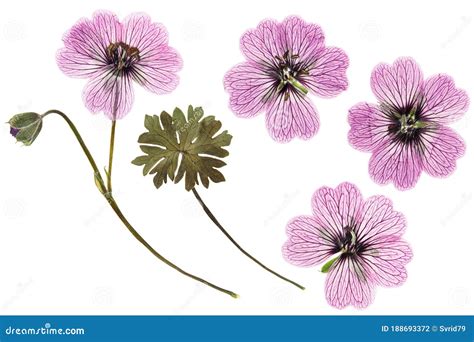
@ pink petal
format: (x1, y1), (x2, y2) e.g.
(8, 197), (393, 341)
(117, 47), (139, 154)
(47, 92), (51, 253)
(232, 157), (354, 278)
(92, 11), (122, 50)
(356, 195), (406, 246)
(280, 16), (325, 62)
(369, 139), (423, 190)
(56, 47), (106, 78)
(121, 13), (169, 61)
(371, 57), (423, 110)
(82, 66), (134, 119)
(240, 19), (284, 65)
(223, 62), (274, 118)
(348, 102), (391, 152)
(303, 47), (349, 97)
(132, 45), (182, 95)
(311, 183), (363, 240)
(57, 11), (121, 78)
(325, 257), (374, 309)
(361, 238), (412, 287)
(283, 216), (335, 267)
(420, 74), (469, 123)
(419, 126), (465, 177)
(265, 92), (319, 142)
(122, 14), (182, 95)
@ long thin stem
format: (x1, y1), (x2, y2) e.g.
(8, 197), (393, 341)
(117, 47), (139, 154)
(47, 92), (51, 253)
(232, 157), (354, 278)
(107, 120), (116, 192)
(107, 195), (238, 298)
(191, 187), (305, 290)
(42, 109), (238, 298)
(43, 110), (103, 181)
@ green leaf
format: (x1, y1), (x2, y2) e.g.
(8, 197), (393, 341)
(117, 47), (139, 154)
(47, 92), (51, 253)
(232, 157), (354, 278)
(133, 106), (232, 191)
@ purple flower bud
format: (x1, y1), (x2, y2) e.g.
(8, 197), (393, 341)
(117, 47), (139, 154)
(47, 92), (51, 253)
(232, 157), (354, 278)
(10, 126), (20, 137)
(8, 112), (43, 146)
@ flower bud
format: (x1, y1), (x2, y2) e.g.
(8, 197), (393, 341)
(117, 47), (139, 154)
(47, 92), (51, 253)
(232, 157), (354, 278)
(8, 112), (43, 146)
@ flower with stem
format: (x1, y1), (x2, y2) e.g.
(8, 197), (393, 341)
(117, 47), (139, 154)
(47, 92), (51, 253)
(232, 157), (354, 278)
(224, 16), (349, 142)
(283, 182), (412, 308)
(7, 11), (238, 298)
(56, 10), (183, 192)
(7, 108), (238, 298)
(348, 57), (468, 190)
(133, 105), (305, 290)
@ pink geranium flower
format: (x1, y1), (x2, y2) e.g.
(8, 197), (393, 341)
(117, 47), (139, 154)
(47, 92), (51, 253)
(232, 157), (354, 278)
(348, 57), (468, 190)
(57, 11), (182, 119)
(224, 16), (348, 142)
(283, 182), (412, 309)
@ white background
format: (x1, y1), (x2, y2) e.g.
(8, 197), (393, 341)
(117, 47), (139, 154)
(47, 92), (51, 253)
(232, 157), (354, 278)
(0, 0), (473, 315)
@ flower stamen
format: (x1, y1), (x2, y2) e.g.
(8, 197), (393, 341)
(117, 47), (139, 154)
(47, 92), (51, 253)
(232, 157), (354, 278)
(398, 107), (428, 134)
(106, 42), (141, 72)
(273, 50), (309, 97)
(340, 227), (358, 255)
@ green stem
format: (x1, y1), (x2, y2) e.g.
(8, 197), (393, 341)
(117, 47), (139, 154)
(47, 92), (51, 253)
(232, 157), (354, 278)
(191, 187), (305, 290)
(42, 110), (106, 191)
(107, 195), (238, 298)
(41, 109), (238, 298)
(107, 120), (116, 192)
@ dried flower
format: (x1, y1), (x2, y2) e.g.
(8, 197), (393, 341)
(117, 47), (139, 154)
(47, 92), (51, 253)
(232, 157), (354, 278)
(8, 112), (43, 145)
(57, 11), (182, 119)
(348, 57), (468, 190)
(283, 182), (412, 309)
(224, 16), (348, 142)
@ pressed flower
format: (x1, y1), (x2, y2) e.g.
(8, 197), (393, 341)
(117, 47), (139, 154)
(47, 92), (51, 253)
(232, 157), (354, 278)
(57, 11), (182, 119)
(6, 107), (239, 298)
(6, 12), (239, 298)
(283, 182), (412, 309)
(348, 57), (468, 190)
(133, 106), (305, 290)
(224, 16), (349, 142)
(8, 112), (43, 146)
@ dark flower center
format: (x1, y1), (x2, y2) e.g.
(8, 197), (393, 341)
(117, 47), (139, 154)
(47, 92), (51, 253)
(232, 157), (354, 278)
(384, 104), (428, 144)
(272, 50), (309, 100)
(339, 227), (359, 255)
(106, 42), (140, 72)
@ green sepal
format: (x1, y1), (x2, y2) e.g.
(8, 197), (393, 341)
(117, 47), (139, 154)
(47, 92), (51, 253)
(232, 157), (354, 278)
(321, 255), (340, 273)
(8, 112), (43, 146)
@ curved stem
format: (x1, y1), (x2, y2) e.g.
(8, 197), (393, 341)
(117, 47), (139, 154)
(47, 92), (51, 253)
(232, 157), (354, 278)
(191, 187), (305, 290)
(42, 110), (103, 179)
(41, 109), (238, 298)
(107, 120), (116, 192)
(107, 195), (237, 297)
